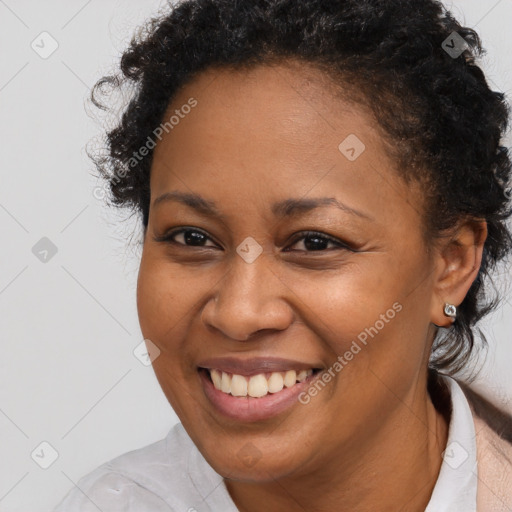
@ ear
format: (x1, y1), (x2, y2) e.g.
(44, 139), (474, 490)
(430, 220), (487, 327)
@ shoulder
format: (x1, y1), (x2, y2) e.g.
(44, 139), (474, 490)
(458, 381), (512, 510)
(53, 423), (199, 512)
(459, 382), (512, 445)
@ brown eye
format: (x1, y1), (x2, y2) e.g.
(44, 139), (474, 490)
(154, 228), (219, 248)
(285, 231), (354, 252)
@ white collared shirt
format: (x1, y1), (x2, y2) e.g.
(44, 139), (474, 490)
(425, 373), (478, 512)
(54, 374), (478, 511)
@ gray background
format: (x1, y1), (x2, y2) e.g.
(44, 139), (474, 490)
(0, 1), (510, 510)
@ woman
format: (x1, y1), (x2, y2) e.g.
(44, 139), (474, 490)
(55, 0), (512, 510)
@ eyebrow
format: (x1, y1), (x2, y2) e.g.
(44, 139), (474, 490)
(152, 191), (373, 221)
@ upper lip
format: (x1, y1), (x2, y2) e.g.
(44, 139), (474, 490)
(197, 356), (322, 377)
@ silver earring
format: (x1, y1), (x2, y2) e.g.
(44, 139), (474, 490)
(444, 303), (457, 318)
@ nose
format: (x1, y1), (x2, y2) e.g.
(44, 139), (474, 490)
(201, 254), (294, 341)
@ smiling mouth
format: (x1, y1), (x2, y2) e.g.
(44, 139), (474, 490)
(199, 367), (322, 398)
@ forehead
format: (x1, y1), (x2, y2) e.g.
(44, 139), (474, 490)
(149, 60), (420, 225)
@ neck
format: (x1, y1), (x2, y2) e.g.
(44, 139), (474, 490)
(225, 370), (449, 512)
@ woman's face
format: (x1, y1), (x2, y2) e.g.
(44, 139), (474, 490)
(137, 60), (439, 481)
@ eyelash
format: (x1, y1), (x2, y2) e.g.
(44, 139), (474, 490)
(154, 227), (354, 253)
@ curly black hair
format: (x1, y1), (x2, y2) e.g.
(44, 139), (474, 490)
(90, 0), (512, 379)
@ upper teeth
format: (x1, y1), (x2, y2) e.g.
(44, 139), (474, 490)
(209, 369), (313, 398)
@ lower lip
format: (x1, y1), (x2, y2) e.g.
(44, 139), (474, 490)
(198, 369), (320, 422)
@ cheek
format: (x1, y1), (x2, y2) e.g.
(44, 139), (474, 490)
(135, 254), (200, 410)
(278, 257), (426, 381)
(136, 252), (198, 346)
(275, 261), (400, 344)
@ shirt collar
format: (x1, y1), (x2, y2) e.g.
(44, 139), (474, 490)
(425, 373), (478, 512)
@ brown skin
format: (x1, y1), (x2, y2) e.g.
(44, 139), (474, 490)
(136, 60), (487, 512)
